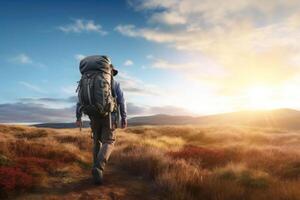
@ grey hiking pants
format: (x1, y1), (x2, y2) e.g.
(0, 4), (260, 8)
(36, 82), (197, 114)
(90, 115), (116, 171)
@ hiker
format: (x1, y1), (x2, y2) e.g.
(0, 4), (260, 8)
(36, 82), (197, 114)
(75, 55), (127, 184)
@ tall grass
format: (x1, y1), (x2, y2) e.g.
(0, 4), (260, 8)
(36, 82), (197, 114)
(0, 125), (92, 197)
(1, 124), (300, 199)
(112, 125), (300, 200)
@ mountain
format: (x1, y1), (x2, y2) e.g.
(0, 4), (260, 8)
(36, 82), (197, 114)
(32, 108), (300, 130)
(129, 108), (300, 130)
(128, 114), (196, 125)
(33, 121), (90, 129)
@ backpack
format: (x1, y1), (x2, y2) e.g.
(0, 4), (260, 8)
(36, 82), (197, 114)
(76, 55), (116, 117)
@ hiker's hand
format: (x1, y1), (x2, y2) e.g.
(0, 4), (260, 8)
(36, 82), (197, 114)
(121, 119), (127, 129)
(76, 120), (82, 127)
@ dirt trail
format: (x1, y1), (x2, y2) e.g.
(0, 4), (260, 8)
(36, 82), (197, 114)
(14, 164), (160, 200)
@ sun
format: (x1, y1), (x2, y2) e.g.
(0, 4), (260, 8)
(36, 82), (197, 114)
(245, 85), (276, 110)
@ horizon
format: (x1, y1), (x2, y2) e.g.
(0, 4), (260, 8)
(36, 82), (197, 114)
(1, 0), (300, 123)
(2, 107), (299, 125)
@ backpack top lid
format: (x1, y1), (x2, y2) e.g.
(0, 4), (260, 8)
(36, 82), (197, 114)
(79, 55), (112, 75)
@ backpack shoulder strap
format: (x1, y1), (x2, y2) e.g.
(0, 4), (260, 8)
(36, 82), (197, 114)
(111, 75), (116, 98)
(90, 72), (100, 105)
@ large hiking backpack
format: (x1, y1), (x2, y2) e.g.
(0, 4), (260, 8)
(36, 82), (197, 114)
(77, 55), (116, 117)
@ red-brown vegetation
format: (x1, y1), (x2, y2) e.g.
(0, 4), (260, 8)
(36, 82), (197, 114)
(168, 145), (233, 168)
(0, 125), (92, 198)
(1, 124), (300, 200)
(0, 167), (33, 191)
(113, 125), (300, 200)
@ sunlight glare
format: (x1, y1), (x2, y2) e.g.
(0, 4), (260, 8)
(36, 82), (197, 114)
(246, 85), (276, 110)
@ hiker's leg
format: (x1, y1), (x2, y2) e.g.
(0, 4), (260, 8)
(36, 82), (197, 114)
(98, 116), (116, 171)
(93, 137), (102, 168)
(90, 118), (102, 168)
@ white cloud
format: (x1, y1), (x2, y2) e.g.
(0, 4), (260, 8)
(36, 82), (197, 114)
(150, 11), (186, 25)
(146, 54), (154, 59)
(289, 54), (300, 67)
(130, 0), (300, 26)
(10, 53), (46, 68)
(115, 24), (138, 37)
(128, 0), (179, 11)
(116, 72), (162, 96)
(115, 24), (182, 43)
(118, 0), (300, 97)
(11, 54), (32, 64)
(61, 85), (77, 96)
(0, 99), (195, 123)
(123, 59), (134, 66)
(123, 0), (300, 53)
(0, 102), (75, 123)
(126, 102), (194, 116)
(58, 19), (107, 35)
(20, 97), (76, 109)
(152, 58), (186, 69)
(149, 55), (226, 77)
(75, 54), (86, 61)
(19, 81), (45, 94)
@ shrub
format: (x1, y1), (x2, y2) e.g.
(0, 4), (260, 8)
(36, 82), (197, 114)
(0, 167), (33, 191)
(16, 157), (56, 175)
(215, 164), (270, 189)
(237, 171), (269, 189)
(112, 145), (169, 179)
(281, 161), (300, 179)
(15, 130), (48, 139)
(55, 135), (91, 151)
(0, 141), (7, 153)
(8, 140), (77, 163)
(0, 154), (11, 166)
(124, 127), (147, 134)
(168, 145), (231, 168)
(0, 125), (25, 135)
(157, 159), (209, 200)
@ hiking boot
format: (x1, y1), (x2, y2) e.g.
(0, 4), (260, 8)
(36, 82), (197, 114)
(92, 167), (103, 185)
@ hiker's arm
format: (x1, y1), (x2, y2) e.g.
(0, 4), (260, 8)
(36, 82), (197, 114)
(76, 102), (82, 122)
(115, 82), (127, 127)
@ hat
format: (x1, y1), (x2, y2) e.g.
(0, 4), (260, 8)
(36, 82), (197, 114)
(111, 64), (118, 76)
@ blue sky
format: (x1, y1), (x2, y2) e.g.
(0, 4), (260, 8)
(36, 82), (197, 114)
(0, 0), (190, 122)
(1, 0), (300, 122)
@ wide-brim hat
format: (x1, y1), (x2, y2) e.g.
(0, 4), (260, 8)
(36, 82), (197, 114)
(111, 64), (118, 76)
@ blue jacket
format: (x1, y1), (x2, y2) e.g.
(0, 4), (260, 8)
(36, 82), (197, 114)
(76, 80), (127, 121)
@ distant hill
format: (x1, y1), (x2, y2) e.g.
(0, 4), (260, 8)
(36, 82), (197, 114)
(196, 108), (300, 129)
(33, 108), (300, 130)
(33, 121), (90, 129)
(129, 108), (300, 130)
(128, 114), (196, 126)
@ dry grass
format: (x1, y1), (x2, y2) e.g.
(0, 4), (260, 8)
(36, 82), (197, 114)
(0, 125), (92, 198)
(1, 124), (300, 199)
(112, 125), (300, 200)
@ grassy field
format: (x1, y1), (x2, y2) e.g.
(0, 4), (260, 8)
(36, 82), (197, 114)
(0, 125), (93, 199)
(0, 124), (300, 199)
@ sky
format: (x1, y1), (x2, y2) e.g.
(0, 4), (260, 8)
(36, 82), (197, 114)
(1, 0), (300, 123)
